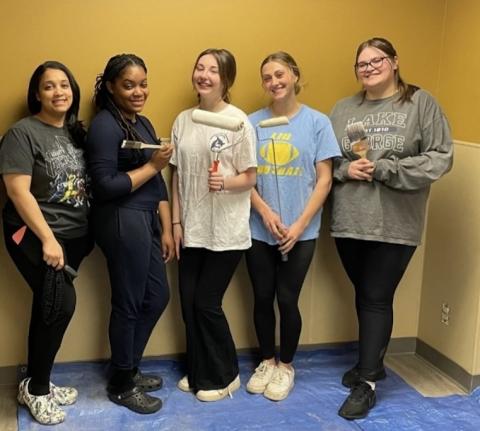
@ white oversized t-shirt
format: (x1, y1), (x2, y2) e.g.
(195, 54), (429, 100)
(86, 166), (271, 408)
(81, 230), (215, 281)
(170, 104), (257, 251)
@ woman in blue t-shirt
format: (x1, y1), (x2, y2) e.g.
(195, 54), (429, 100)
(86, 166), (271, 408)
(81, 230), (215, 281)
(246, 52), (340, 401)
(86, 54), (173, 414)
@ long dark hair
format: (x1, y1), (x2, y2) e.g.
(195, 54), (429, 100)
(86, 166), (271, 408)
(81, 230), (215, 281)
(28, 61), (86, 147)
(192, 49), (236, 103)
(355, 37), (418, 104)
(93, 53), (149, 143)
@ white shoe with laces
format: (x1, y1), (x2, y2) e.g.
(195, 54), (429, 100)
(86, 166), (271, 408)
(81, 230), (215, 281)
(18, 378), (66, 425)
(246, 360), (276, 394)
(177, 375), (192, 392)
(195, 375), (241, 402)
(264, 366), (295, 401)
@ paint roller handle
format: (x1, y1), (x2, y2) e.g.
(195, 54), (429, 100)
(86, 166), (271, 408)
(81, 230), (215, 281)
(211, 159), (220, 172)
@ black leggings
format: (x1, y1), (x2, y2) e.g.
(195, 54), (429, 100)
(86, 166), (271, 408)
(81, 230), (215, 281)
(335, 238), (416, 376)
(3, 222), (92, 395)
(245, 239), (316, 364)
(178, 247), (242, 391)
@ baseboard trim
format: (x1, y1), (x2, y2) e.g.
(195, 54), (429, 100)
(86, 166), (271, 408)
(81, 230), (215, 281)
(416, 338), (478, 392)
(387, 337), (417, 354)
(2, 338), (477, 392)
(0, 366), (18, 389)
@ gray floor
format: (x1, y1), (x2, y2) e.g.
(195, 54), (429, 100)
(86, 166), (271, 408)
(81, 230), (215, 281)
(0, 353), (467, 430)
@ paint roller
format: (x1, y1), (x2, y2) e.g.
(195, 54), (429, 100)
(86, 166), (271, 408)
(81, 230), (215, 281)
(192, 109), (244, 132)
(255, 115), (290, 262)
(191, 109), (245, 173)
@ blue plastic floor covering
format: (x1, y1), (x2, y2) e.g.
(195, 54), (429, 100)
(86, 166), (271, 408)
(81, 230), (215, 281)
(18, 347), (480, 430)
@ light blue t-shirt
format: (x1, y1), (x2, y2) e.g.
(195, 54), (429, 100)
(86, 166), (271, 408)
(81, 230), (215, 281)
(249, 105), (341, 245)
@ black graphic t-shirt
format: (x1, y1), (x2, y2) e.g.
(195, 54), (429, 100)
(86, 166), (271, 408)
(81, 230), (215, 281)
(0, 116), (89, 239)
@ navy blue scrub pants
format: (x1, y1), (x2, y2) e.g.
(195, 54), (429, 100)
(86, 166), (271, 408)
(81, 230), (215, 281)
(93, 205), (169, 390)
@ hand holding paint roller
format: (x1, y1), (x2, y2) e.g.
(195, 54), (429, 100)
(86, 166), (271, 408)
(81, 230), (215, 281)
(191, 109), (245, 191)
(255, 115), (291, 261)
(346, 121), (374, 181)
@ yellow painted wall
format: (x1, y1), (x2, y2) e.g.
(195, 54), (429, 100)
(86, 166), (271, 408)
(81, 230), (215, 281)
(436, 0), (480, 143)
(0, 0), (446, 368)
(419, 0), (480, 376)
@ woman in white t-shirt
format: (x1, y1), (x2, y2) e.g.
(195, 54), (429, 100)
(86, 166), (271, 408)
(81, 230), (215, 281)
(170, 48), (257, 402)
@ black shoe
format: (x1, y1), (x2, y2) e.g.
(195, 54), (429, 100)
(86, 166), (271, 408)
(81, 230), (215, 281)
(133, 369), (163, 392)
(342, 364), (386, 388)
(108, 386), (162, 414)
(338, 382), (376, 420)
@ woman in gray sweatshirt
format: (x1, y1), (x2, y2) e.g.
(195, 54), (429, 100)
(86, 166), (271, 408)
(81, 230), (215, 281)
(329, 37), (453, 420)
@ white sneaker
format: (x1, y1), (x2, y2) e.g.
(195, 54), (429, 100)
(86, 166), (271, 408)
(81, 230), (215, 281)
(264, 366), (295, 401)
(18, 378), (66, 425)
(246, 360), (276, 394)
(50, 382), (78, 405)
(196, 375), (241, 402)
(177, 375), (192, 392)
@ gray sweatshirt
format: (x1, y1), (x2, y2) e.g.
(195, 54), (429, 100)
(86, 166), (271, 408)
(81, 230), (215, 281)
(329, 89), (453, 246)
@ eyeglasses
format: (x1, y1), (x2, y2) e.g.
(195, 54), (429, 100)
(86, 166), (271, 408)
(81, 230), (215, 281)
(354, 56), (390, 73)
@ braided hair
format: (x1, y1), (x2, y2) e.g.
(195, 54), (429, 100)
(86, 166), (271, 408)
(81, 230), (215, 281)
(94, 54), (152, 163)
(27, 61), (86, 148)
(93, 54), (149, 139)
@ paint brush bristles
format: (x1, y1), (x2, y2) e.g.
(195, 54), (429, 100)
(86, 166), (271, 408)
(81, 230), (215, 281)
(346, 122), (367, 143)
(346, 122), (369, 159)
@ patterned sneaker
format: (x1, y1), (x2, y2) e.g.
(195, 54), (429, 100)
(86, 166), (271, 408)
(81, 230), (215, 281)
(264, 366), (295, 401)
(50, 382), (78, 405)
(196, 375), (241, 402)
(177, 375), (192, 392)
(18, 378), (66, 425)
(246, 360), (276, 394)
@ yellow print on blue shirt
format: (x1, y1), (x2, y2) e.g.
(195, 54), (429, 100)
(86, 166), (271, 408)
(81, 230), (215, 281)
(257, 133), (302, 176)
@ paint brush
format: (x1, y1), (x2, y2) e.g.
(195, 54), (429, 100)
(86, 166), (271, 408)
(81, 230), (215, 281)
(346, 122), (369, 159)
(121, 138), (171, 150)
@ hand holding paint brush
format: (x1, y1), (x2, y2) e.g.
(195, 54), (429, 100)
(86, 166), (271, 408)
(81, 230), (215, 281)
(346, 122), (374, 181)
(121, 138), (174, 172)
(346, 121), (369, 159)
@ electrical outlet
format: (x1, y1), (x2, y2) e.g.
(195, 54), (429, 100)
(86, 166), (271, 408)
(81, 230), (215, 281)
(441, 303), (450, 325)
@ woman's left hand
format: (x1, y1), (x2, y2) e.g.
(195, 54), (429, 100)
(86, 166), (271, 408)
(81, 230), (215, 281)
(161, 230), (175, 263)
(208, 169), (225, 192)
(278, 220), (305, 255)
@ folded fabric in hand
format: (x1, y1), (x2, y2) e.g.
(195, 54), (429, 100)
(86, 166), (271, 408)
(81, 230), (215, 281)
(42, 267), (66, 325)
